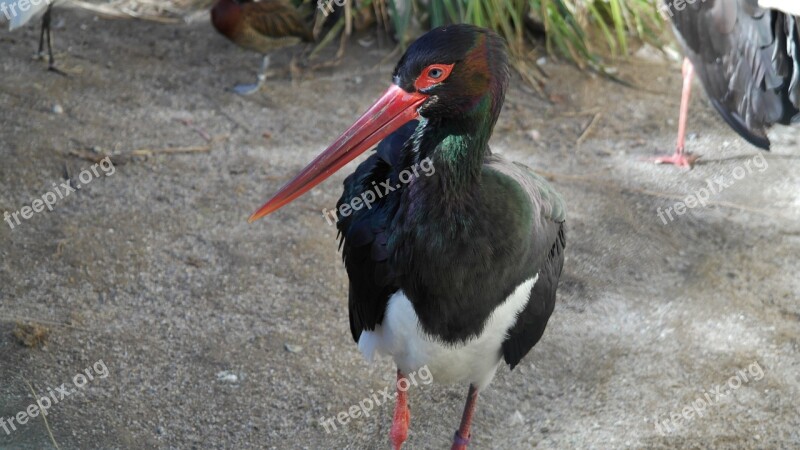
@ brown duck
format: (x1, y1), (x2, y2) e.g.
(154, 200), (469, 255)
(211, 0), (315, 95)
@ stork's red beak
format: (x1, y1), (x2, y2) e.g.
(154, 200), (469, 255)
(248, 85), (427, 222)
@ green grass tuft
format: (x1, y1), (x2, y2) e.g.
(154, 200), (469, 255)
(314, 0), (665, 74)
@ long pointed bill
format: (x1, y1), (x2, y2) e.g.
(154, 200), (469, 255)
(248, 85), (427, 223)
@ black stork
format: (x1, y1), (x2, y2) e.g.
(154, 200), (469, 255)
(0, 0), (61, 72)
(248, 24), (567, 449)
(656, 0), (799, 167)
(211, 0), (315, 95)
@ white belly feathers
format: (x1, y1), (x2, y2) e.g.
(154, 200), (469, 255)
(358, 275), (537, 390)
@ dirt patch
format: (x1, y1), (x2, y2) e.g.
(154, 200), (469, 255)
(1, 8), (798, 450)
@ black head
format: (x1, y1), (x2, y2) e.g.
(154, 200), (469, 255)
(249, 26), (511, 221)
(392, 25), (510, 124)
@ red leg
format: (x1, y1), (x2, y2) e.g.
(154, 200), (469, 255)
(651, 57), (699, 168)
(390, 369), (411, 450)
(451, 384), (479, 450)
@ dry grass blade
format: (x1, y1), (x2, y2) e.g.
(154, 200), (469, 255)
(62, 0), (664, 83)
(22, 378), (61, 450)
(65, 0), (182, 23)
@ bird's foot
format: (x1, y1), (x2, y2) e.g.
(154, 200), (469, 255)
(231, 83), (262, 96)
(390, 401), (410, 450)
(451, 430), (470, 450)
(47, 65), (69, 77)
(32, 52), (67, 76)
(232, 72), (267, 96)
(648, 151), (699, 168)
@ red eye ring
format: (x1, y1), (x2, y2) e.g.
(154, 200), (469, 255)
(414, 64), (455, 91)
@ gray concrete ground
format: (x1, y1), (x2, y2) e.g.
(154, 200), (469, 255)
(1, 9), (798, 450)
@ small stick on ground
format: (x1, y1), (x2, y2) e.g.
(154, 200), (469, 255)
(68, 146), (210, 165)
(577, 112), (601, 146)
(560, 108), (602, 118)
(130, 146), (210, 156)
(174, 118), (212, 142)
(67, 149), (114, 164)
(207, 98), (253, 133)
(1, 315), (88, 331)
(23, 378), (61, 450)
(62, 163), (76, 190)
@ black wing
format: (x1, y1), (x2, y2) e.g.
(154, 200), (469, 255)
(485, 159), (567, 370)
(667, 0), (800, 149)
(336, 120), (418, 342)
(502, 221), (565, 369)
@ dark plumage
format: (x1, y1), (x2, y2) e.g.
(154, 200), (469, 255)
(656, 0), (799, 166)
(338, 125), (566, 367)
(250, 25), (566, 449)
(210, 0), (314, 94)
(337, 28), (565, 364)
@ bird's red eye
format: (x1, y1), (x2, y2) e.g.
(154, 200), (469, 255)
(414, 64), (454, 91)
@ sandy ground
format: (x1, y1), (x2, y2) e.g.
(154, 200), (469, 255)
(1, 8), (799, 450)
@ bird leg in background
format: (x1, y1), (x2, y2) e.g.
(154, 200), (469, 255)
(451, 384), (478, 450)
(39, 6), (54, 66)
(35, 5), (66, 75)
(390, 369), (411, 450)
(37, 8), (48, 60)
(233, 55), (271, 96)
(651, 57), (699, 168)
(289, 54), (300, 85)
